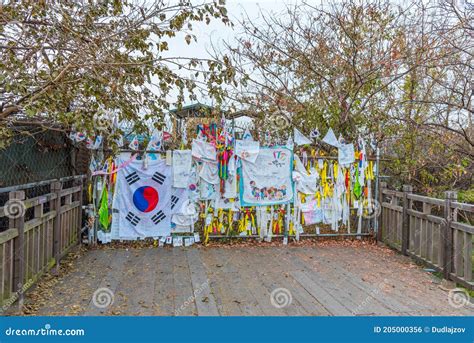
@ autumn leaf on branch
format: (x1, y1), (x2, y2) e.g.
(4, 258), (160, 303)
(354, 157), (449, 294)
(0, 0), (236, 147)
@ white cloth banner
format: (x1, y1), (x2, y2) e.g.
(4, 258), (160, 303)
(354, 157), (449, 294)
(298, 195), (318, 212)
(222, 156), (237, 199)
(286, 135), (294, 150)
(338, 143), (355, 166)
(322, 128), (341, 148)
(292, 155), (318, 194)
(199, 161), (219, 185)
(303, 209), (323, 225)
(172, 150), (192, 188)
(294, 128), (312, 146)
(239, 148), (294, 206)
(171, 195), (198, 230)
(171, 180), (198, 231)
(147, 129), (163, 151)
(192, 139), (216, 161)
(199, 180), (218, 200)
(187, 165), (200, 202)
(235, 139), (260, 163)
(113, 158), (172, 239)
(242, 128), (253, 141)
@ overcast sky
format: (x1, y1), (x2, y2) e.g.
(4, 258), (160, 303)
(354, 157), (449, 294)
(163, 0), (307, 107)
(168, 0), (300, 60)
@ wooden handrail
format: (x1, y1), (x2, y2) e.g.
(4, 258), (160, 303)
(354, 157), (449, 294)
(451, 201), (474, 212)
(451, 221), (474, 235)
(407, 193), (445, 206)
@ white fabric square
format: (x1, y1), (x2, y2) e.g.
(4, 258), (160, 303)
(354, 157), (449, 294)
(338, 143), (355, 166)
(199, 161), (219, 185)
(294, 128), (312, 146)
(192, 139), (216, 161)
(172, 150), (192, 188)
(240, 148), (294, 206)
(322, 128), (341, 148)
(235, 139), (260, 163)
(292, 155), (318, 194)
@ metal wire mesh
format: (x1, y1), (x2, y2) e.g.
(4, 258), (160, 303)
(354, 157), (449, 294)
(0, 126), (90, 232)
(0, 126), (76, 188)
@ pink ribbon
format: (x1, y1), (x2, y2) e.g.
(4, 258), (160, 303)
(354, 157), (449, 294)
(91, 154), (138, 176)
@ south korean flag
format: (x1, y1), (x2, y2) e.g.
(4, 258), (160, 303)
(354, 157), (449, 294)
(115, 158), (172, 239)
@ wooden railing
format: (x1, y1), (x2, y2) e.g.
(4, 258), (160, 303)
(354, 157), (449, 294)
(0, 176), (85, 311)
(378, 183), (473, 290)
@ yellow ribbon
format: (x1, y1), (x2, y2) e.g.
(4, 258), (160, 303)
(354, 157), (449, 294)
(87, 183), (93, 203)
(203, 207), (213, 244)
(227, 209), (233, 234)
(367, 161), (375, 180)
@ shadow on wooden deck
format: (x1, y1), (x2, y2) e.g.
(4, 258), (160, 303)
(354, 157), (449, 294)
(8, 241), (474, 316)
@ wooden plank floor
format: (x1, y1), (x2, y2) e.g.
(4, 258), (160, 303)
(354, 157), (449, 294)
(11, 242), (474, 316)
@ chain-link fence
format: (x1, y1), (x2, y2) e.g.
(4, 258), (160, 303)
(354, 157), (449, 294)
(0, 126), (79, 188)
(0, 126), (91, 232)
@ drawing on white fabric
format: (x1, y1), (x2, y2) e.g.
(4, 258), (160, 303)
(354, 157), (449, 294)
(239, 147), (294, 206)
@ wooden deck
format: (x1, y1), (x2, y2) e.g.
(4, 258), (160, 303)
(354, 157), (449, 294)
(11, 241), (474, 316)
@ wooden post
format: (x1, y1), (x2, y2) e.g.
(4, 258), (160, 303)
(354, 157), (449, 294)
(376, 181), (387, 242)
(10, 190), (25, 307)
(442, 191), (457, 280)
(75, 178), (84, 246)
(401, 185), (413, 255)
(51, 181), (62, 272)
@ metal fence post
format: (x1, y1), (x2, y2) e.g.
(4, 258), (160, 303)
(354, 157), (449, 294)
(401, 185), (413, 255)
(284, 203), (290, 244)
(373, 146), (380, 233)
(10, 190), (25, 307)
(443, 191), (458, 280)
(51, 181), (62, 272)
(376, 181), (387, 241)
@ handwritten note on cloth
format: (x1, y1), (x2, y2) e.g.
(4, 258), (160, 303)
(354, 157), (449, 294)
(191, 139), (216, 161)
(239, 147), (294, 206)
(338, 143), (355, 166)
(235, 139), (260, 163)
(172, 150), (192, 188)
